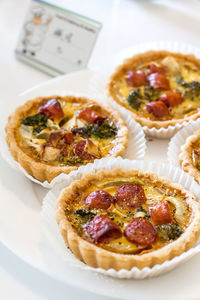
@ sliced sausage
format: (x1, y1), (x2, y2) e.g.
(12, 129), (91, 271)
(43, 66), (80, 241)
(150, 201), (172, 225)
(126, 70), (146, 87)
(124, 217), (157, 246)
(147, 63), (166, 75)
(85, 190), (113, 210)
(78, 108), (104, 124)
(115, 184), (146, 210)
(49, 130), (74, 148)
(63, 132), (75, 145)
(38, 99), (64, 120)
(147, 73), (170, 90)
(146, 101), (169, 118)
(160, 92), (183, 107)
(85, 215), (122, 244)
(49, 130), (64, 147)
(74, 140), (94, 160)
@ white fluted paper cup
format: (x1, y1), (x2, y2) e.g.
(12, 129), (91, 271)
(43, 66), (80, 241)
(41, 157), (200, 279)
(0, 92), (146, 189)
(90, 41), (200, 138)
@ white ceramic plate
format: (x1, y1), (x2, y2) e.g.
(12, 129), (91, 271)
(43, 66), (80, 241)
(1, 71), (200, 300)
(1, 153), (200, 300)
(1, 70), (146, 188)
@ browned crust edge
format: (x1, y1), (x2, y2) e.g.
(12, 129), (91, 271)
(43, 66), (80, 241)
(5, 95), (129, 183)
(56, 168), (200, 271)
(107, 50), (200, 129)
(179, 129), (200, 184)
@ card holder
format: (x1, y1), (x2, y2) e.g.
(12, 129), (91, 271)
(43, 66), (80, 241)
(15, 0), (102, 76)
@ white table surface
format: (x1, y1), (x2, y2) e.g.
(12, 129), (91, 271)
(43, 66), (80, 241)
(1, 0), (200, 299)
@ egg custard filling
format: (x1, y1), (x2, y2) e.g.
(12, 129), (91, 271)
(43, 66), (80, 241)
(108, 51), (200, 127)
(62, 170), (195, 255)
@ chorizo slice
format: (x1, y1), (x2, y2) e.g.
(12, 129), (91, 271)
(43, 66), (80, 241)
(115, 184), (146, 210)
(147, 73), (170, 90)
(150, 201), (172, 225)
(124, 217), (157, 246)
(48, 130), (64, 147)
(147, 63), (166, 75)
(85, 190), (113, 210)
(74, 140), (94, 160)
(146, 101), (169, 118)
(160, 92), (183, 107)
(84, 215), (122, 244)
(126, 70), (146, 87)
(78, 108), (104, 124)
(49, 130), (74, 148)
(38, 99), (64, 120)
(62, 132), (75, 145)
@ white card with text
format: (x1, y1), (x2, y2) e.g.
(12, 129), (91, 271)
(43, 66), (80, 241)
(16, 0), (101, 76)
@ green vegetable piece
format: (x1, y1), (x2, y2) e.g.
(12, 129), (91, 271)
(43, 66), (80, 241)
(156, 224), (183, 241)
(85, 119), (117, 139)
(21, 113), (49, 134)
(126, 89), (142, 110)
(183, 81), (200, 99)
(73, 209), (96, 223)
(143, 86), (160, 102)
(175, 77), (200, 99)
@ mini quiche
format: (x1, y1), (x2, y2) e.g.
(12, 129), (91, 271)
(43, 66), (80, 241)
(56, 168), (200, 271)
(6, 95), (128, 182)
(108, 50), (200, 129)
(179, 129), (200, 184)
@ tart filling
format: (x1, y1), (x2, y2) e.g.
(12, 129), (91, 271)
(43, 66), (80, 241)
(179, 129), (200, 184)
(6, 96), (128, 182)
(108, 51), (200, 128)
(56, 168), (200, 270)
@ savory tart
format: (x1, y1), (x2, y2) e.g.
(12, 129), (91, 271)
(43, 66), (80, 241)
(108, 50), (200, 129)
(56, 168), (200, 270)
(6, 95), (128, 182)
(179, 129), (200, 184)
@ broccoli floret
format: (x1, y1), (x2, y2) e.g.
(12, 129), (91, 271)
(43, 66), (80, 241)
(21, 113), (49, 134)
(85, 119), (117, 139)
(174, 77), (200, 100)
(71, 127), (89, 138)
(183, 81), (200, 99)
(143, 86), (160, 102)
(73, 209), (96, 223)
(126, 89), (142, 110)
(156, 224), (183, 241)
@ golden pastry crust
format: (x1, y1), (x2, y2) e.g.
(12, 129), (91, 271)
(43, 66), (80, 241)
(5, 95), (128, 182)
(179, 129), (200, 184)
(56, 168), (200, 271)
(108, 50), (200, 129)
